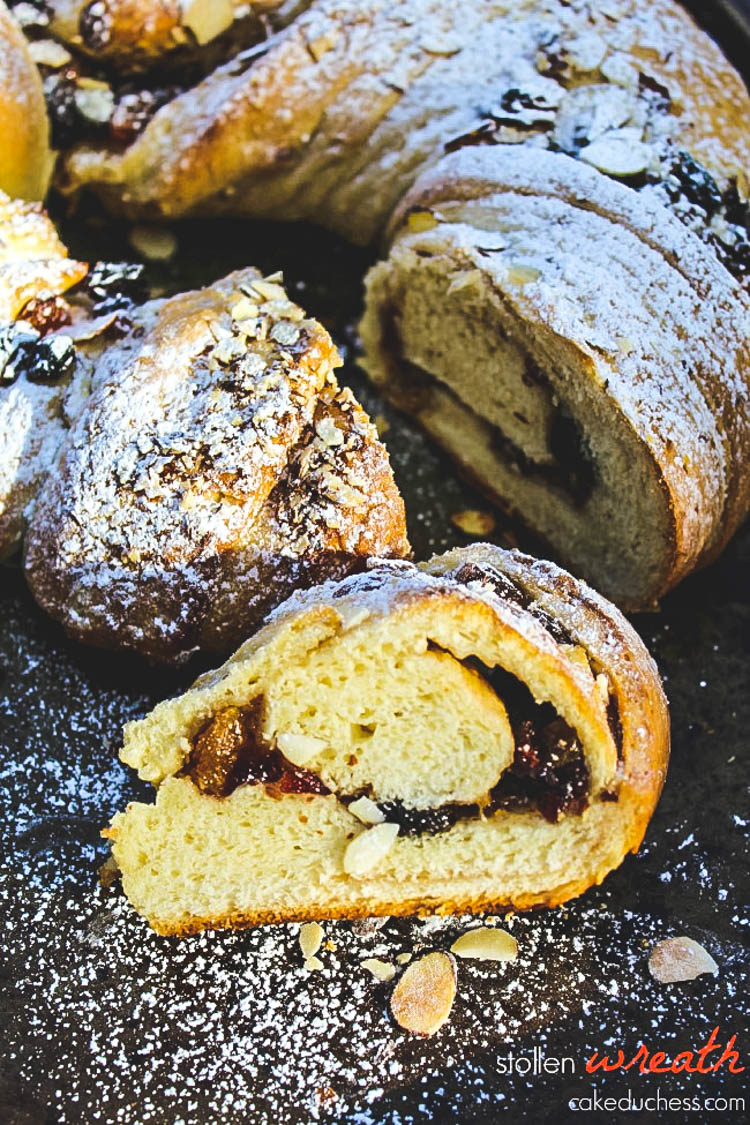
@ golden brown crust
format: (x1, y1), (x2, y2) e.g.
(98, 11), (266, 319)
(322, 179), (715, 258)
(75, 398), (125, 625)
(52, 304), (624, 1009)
(0, 2), (51, 201)
(18, 267), (408, 661)
(27, 0), (748, 609)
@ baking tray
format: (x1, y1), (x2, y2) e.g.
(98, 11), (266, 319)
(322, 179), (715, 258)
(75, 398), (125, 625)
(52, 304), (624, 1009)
(1, 5), (749, 1123)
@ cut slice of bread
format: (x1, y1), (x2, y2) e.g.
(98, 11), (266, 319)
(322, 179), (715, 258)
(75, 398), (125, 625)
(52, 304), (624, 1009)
(106, 544), (669, 935)
(360, 147), (750, 611)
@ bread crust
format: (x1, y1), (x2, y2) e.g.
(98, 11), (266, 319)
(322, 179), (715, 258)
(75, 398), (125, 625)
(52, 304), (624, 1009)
(33, 0), (750, 605)
(107, 545), (669, 934)
(0, 1), (51, 201)
(361, 146), (750, 608)
(0, 191), (408, 658)
(17, 267), (408, 661)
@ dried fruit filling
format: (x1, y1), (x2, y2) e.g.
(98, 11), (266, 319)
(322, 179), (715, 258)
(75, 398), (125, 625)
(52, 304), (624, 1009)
(184, 699), (329, 799)
(185, 671), (592, 832)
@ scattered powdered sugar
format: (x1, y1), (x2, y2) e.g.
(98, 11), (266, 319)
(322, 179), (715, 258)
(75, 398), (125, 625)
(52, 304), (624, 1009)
(2, 517), (747, 1123)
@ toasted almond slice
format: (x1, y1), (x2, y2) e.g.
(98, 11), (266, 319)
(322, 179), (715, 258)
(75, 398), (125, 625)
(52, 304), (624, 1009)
(276, 732), (327, 767)
(407, 209), (439, 233)
(579, 134), (651, 177)
(390, 953), (457, 1037)
(348, 796), (386, 825)
(361, 958), (396, 982)
(181, 0), (234, 45)
(506, 264), (541, 285)
(129, 225), (178, 262)
(450, 926), (518, 962)
(303, 955), (324, 972)
(343, 823), (399, 877)
(299, 921), (324, 962)
(450, 509), (496, 536)
(648, 937), (718, 983)
(230, 297), (259, 321)
(251, 279), (287, 303)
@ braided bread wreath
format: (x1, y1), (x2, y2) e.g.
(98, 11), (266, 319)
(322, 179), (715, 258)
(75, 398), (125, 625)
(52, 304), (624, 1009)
(23, 0), (749, 612)
(13, 0), (750, 924)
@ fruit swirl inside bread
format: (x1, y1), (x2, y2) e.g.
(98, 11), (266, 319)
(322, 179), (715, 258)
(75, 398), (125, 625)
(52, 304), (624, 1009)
(108, 544), (669, 933)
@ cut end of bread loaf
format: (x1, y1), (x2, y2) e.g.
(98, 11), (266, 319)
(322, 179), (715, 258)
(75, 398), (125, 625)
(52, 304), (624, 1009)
(361, 148), (749, 611)
(108, 545), (669, 935)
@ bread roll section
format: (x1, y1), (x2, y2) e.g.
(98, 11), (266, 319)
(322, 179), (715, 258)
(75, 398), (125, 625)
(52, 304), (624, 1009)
(42, 0), (750, 606)
(107, 544), (668, 935)
(361, 148), (750, 608)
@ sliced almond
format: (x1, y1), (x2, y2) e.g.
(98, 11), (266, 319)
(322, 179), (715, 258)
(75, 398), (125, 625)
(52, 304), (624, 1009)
(407, 210), (438, 233)
(276, 732), (327, 767)
(129, 225), (178, 262)
(299, 921), (324, 962)
(28, 39), (72, 68)
(390, 953), (457, 1037)
(361, 958), (396, 982)
(579, 134), (650, 177)
(181, 0), (234, 45)
(648, 937), (718, 983)
(230, 297), (259, 321)
(348, 796), (385, 825)
(506, 264), (541, 286)
(250, 279), (287, 303)
(395, 952), (412, 965)
(450, 926), (518, 962)
(343, 823), (399, 877)
(450, 509), (496, 536)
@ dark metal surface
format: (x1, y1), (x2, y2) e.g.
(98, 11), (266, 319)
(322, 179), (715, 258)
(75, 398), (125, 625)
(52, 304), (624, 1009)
(1, 6), (749, 1124)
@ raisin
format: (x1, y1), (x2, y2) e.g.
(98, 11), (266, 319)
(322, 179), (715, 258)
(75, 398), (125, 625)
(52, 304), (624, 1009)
(109, 87), (180, 147)
(664, 152), (723, 215)
(26, 335), (76, 383)
(85, 261), (149, 311)
(490, 714), (589, 823)
(0, 325), (39, 386)
(18, 295), (71, 335)
(278, 767), (330, 795)
(377, 800), (479, 836)
(0, 327), (76, 386)
(186, 699), (278, 797)
(453, 562), (530, 609)
(43, 69), (80, 149)
(79, 0), (112, 52)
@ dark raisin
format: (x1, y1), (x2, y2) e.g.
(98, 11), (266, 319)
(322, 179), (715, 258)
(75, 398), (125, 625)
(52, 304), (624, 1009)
(25, 336), (76, 383)
(79, 0), (112, 52)
(527, 605), (574, 646)
(453, 562), (530, 609)
(485, 668), (591, 822)
(377, 800), (479, 836)
(109, 87), (179, 147)
(0, 325), (39, 386)
(18, 294), (71, 335)
(606, 691), (623, 758)
(278, 767), (330, 795)
(85, 261), (148, 311)
(664, 151), (723, 215)
(43, 69), (80, 149)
